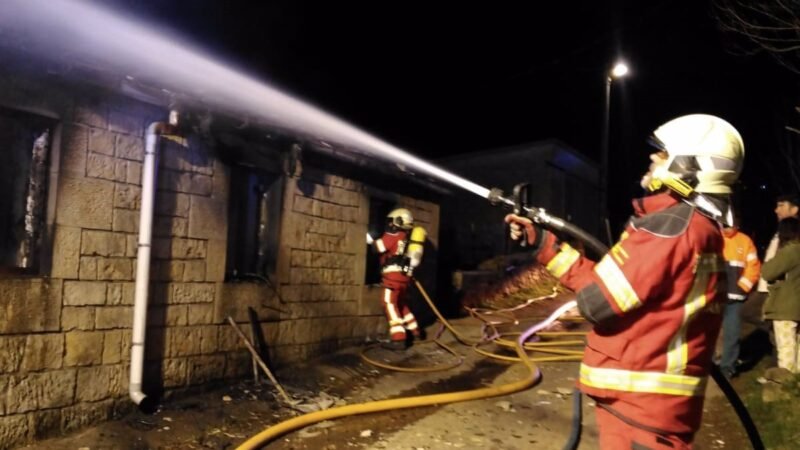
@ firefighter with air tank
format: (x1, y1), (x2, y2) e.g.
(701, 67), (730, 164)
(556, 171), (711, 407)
(367, 208), (427, 350)
(506, 114), (744, 449)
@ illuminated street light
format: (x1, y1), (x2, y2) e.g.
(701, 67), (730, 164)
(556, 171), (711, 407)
(600, 60), (630, 244)
(611, 62), (629, 79)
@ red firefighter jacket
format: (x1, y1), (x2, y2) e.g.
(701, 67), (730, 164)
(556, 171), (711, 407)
(374, 230), (410, 287)
(721, 228), (761, 301)
(537, 193), (725, 434)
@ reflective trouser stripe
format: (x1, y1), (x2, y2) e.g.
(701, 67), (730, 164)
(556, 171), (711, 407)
(403, 313), (418, 330)
(546, 243), (581, 278)
(594, 255), (641, 312)
(384, 288), (401, 324)
(580, 364), (706, 396)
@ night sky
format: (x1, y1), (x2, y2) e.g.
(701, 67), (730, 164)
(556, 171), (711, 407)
(103, 0), (799, 246)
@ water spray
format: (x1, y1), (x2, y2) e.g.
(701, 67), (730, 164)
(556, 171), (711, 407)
(1, 0), (612, 257)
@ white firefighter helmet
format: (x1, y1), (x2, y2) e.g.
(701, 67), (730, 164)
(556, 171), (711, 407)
(650, 114), (744, 195)
(387, 208), (414, 230)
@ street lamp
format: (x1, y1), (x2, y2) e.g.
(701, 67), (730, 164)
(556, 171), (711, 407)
(600, 61), (629, 244)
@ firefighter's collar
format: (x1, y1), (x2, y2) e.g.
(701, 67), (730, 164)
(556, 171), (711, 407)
(632, 192), (680, 217)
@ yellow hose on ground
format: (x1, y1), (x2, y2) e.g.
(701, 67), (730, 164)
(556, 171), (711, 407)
(237, 280), (550, 449)
(236, 325), (541, 449)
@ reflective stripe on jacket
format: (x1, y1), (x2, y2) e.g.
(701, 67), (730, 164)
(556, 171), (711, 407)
(537, 193), (726, 434)
(722, 229), (761, 301)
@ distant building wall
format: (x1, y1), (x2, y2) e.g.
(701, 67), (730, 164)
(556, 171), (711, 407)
(439, 140), (600, 269)
(0, 71), (440, 447)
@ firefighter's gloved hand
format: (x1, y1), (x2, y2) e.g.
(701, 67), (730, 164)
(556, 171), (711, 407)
(504, 214), (537, 246)
(366, 233), (374, 245)
(404, 265), (414, 277)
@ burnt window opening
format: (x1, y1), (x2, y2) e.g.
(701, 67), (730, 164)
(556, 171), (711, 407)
(0, 106), (55, 273)
(226, 166), (283, 280)
(365, 196), (394, 285)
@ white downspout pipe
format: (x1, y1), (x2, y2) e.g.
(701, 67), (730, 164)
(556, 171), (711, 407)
(130, 113), (179, 407)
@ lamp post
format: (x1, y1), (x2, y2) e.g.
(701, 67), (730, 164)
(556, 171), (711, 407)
(600, 61), (629, 244)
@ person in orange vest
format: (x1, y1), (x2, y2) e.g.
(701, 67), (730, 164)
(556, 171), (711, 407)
(506, 114), (744, 449)
(367, 208), (426, 350)
(719, 216), (761, 379)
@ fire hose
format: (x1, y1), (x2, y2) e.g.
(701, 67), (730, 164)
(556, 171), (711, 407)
(236, 280), (582, 450)
(239, 186), (763, 449)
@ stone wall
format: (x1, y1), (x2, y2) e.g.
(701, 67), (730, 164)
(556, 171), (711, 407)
(0, 76), (441, 448)
(0, 81), (234, 447)
(215, 163), (440, 367)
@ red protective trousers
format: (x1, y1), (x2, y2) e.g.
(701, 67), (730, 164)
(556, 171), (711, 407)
(594, 402), (693, 449)
(381, 279), (419, 342)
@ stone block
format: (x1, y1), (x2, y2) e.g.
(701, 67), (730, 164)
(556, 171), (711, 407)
(187, 354), (225, 385)
(162, 358), (187, 388)
(171, 238), (207, 259)
(64, 281), (106, 306)
(215, 283), (279, 324)
(116, 133), (144, 161)
(126, 234), (138, 257)
(20, 334), (64, 371)
(151, 260), (184, 282)
(78, 256), (98, 280)
(107, 282), (135, 305)
(167, 327), (203, 357)
(81, 230), (127, 257)
(102, 330), (123, 364)
(112, 208), (139, 233)
(165, 305), (188, 326)
(64, 331), (104, 366)
(86, 152), (118, 181)
(51, 225), (81, 279)
(88, 128), (115, 156)
(0, 336), (25, 373)
(114, 185), (141, 210)
(55, 175), (114, 229)
(3, 370), (76, 414)
(205, 239), (226, 282)
(59, 125), (88, 177)
(97, 257), (133, 280)
(211, 160), (229, 199)
(60, 399), (114, 434)
(199, 325), (218, 354)
(95, 306), (133, 329)
(0, 414), (30, 448)
(61, 307), (95, 331)
(76, 365), (123, 401)
(156, 192), (190, 217)
(127, 161), (142, 184)
(153, 216), (188, 237)
(0, 279), (62, 333)
(188, 196), (227, 239)
(183, 261), (206, 281)
(171, 283), (216, 304)
(187, 303), (214, 325)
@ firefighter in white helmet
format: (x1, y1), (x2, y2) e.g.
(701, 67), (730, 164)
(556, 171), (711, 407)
(506, 114), (743, 449)
(367, 208), (427, 350)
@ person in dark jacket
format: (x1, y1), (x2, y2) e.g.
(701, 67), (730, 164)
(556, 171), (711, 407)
(761, 217), (800, 373)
